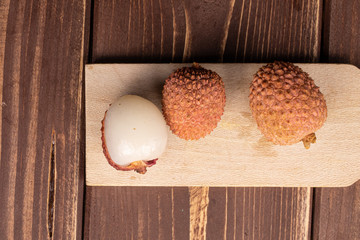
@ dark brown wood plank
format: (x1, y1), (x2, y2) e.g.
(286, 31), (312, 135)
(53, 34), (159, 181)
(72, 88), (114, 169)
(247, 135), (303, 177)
(93, 0), (321, 64)
(207, 187), (312, 240)
(224, 0), (322, 63)
(86, 0), (322, 239)
(321, 0), (360, 67)
(0, 0), (87, 239)
(312, 0), (360, 239)
(84, 187), (190, 239)
(312, 182), (360, 240)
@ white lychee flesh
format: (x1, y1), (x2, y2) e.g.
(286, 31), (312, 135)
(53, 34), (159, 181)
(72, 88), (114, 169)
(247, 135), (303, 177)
(103, 95), (168, 166)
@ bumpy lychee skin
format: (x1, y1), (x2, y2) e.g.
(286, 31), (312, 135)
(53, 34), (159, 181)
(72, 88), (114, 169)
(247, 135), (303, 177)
(249, 61), (327, 149)
(162, 63), (226, 140)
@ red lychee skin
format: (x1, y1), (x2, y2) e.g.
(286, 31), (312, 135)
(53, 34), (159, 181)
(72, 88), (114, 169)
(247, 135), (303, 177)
(249, 61), (327, 149)
(162, 63), (226, 140)
(101, 111), (158, 174)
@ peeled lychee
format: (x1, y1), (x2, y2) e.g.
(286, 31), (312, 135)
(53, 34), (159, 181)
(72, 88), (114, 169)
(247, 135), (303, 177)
(249, 61), (327, 149)
(101, 95), (168, 174)
(162, 63), (226, 140)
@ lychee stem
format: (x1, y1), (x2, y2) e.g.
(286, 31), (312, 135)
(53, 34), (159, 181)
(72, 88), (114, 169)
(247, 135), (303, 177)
(128, 160), (149, 174)
(302, 133), (316, 149)
(192, 62), (202, 69)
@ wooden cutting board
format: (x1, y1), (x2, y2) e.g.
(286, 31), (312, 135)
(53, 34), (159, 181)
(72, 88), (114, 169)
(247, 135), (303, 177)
(85, 63), (360, 187)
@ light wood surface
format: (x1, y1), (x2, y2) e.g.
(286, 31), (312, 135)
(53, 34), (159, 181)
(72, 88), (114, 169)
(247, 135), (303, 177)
(86, 63), (360, 187)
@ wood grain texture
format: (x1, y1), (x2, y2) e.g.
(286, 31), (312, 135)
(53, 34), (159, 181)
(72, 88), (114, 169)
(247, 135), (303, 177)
(83, 186), (313, 239)
(189, 187), (209, 240)
(312, 183), (360, 240)
(92, 0), (321, 63)
(0, 0), (87, 239)
(86, 0), (324, 238)
(207, 187), (312, 239)
(322, 0), (360, 67)
(224, 0), (321, 63)
(312, 0), (360, 239)
(83, 187), (190, 240)
(86, 63), (360, 187)
(0, 0), (10, 162)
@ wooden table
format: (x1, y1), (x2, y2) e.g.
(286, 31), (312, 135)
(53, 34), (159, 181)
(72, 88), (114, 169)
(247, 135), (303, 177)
(0, 0), (359, 239)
